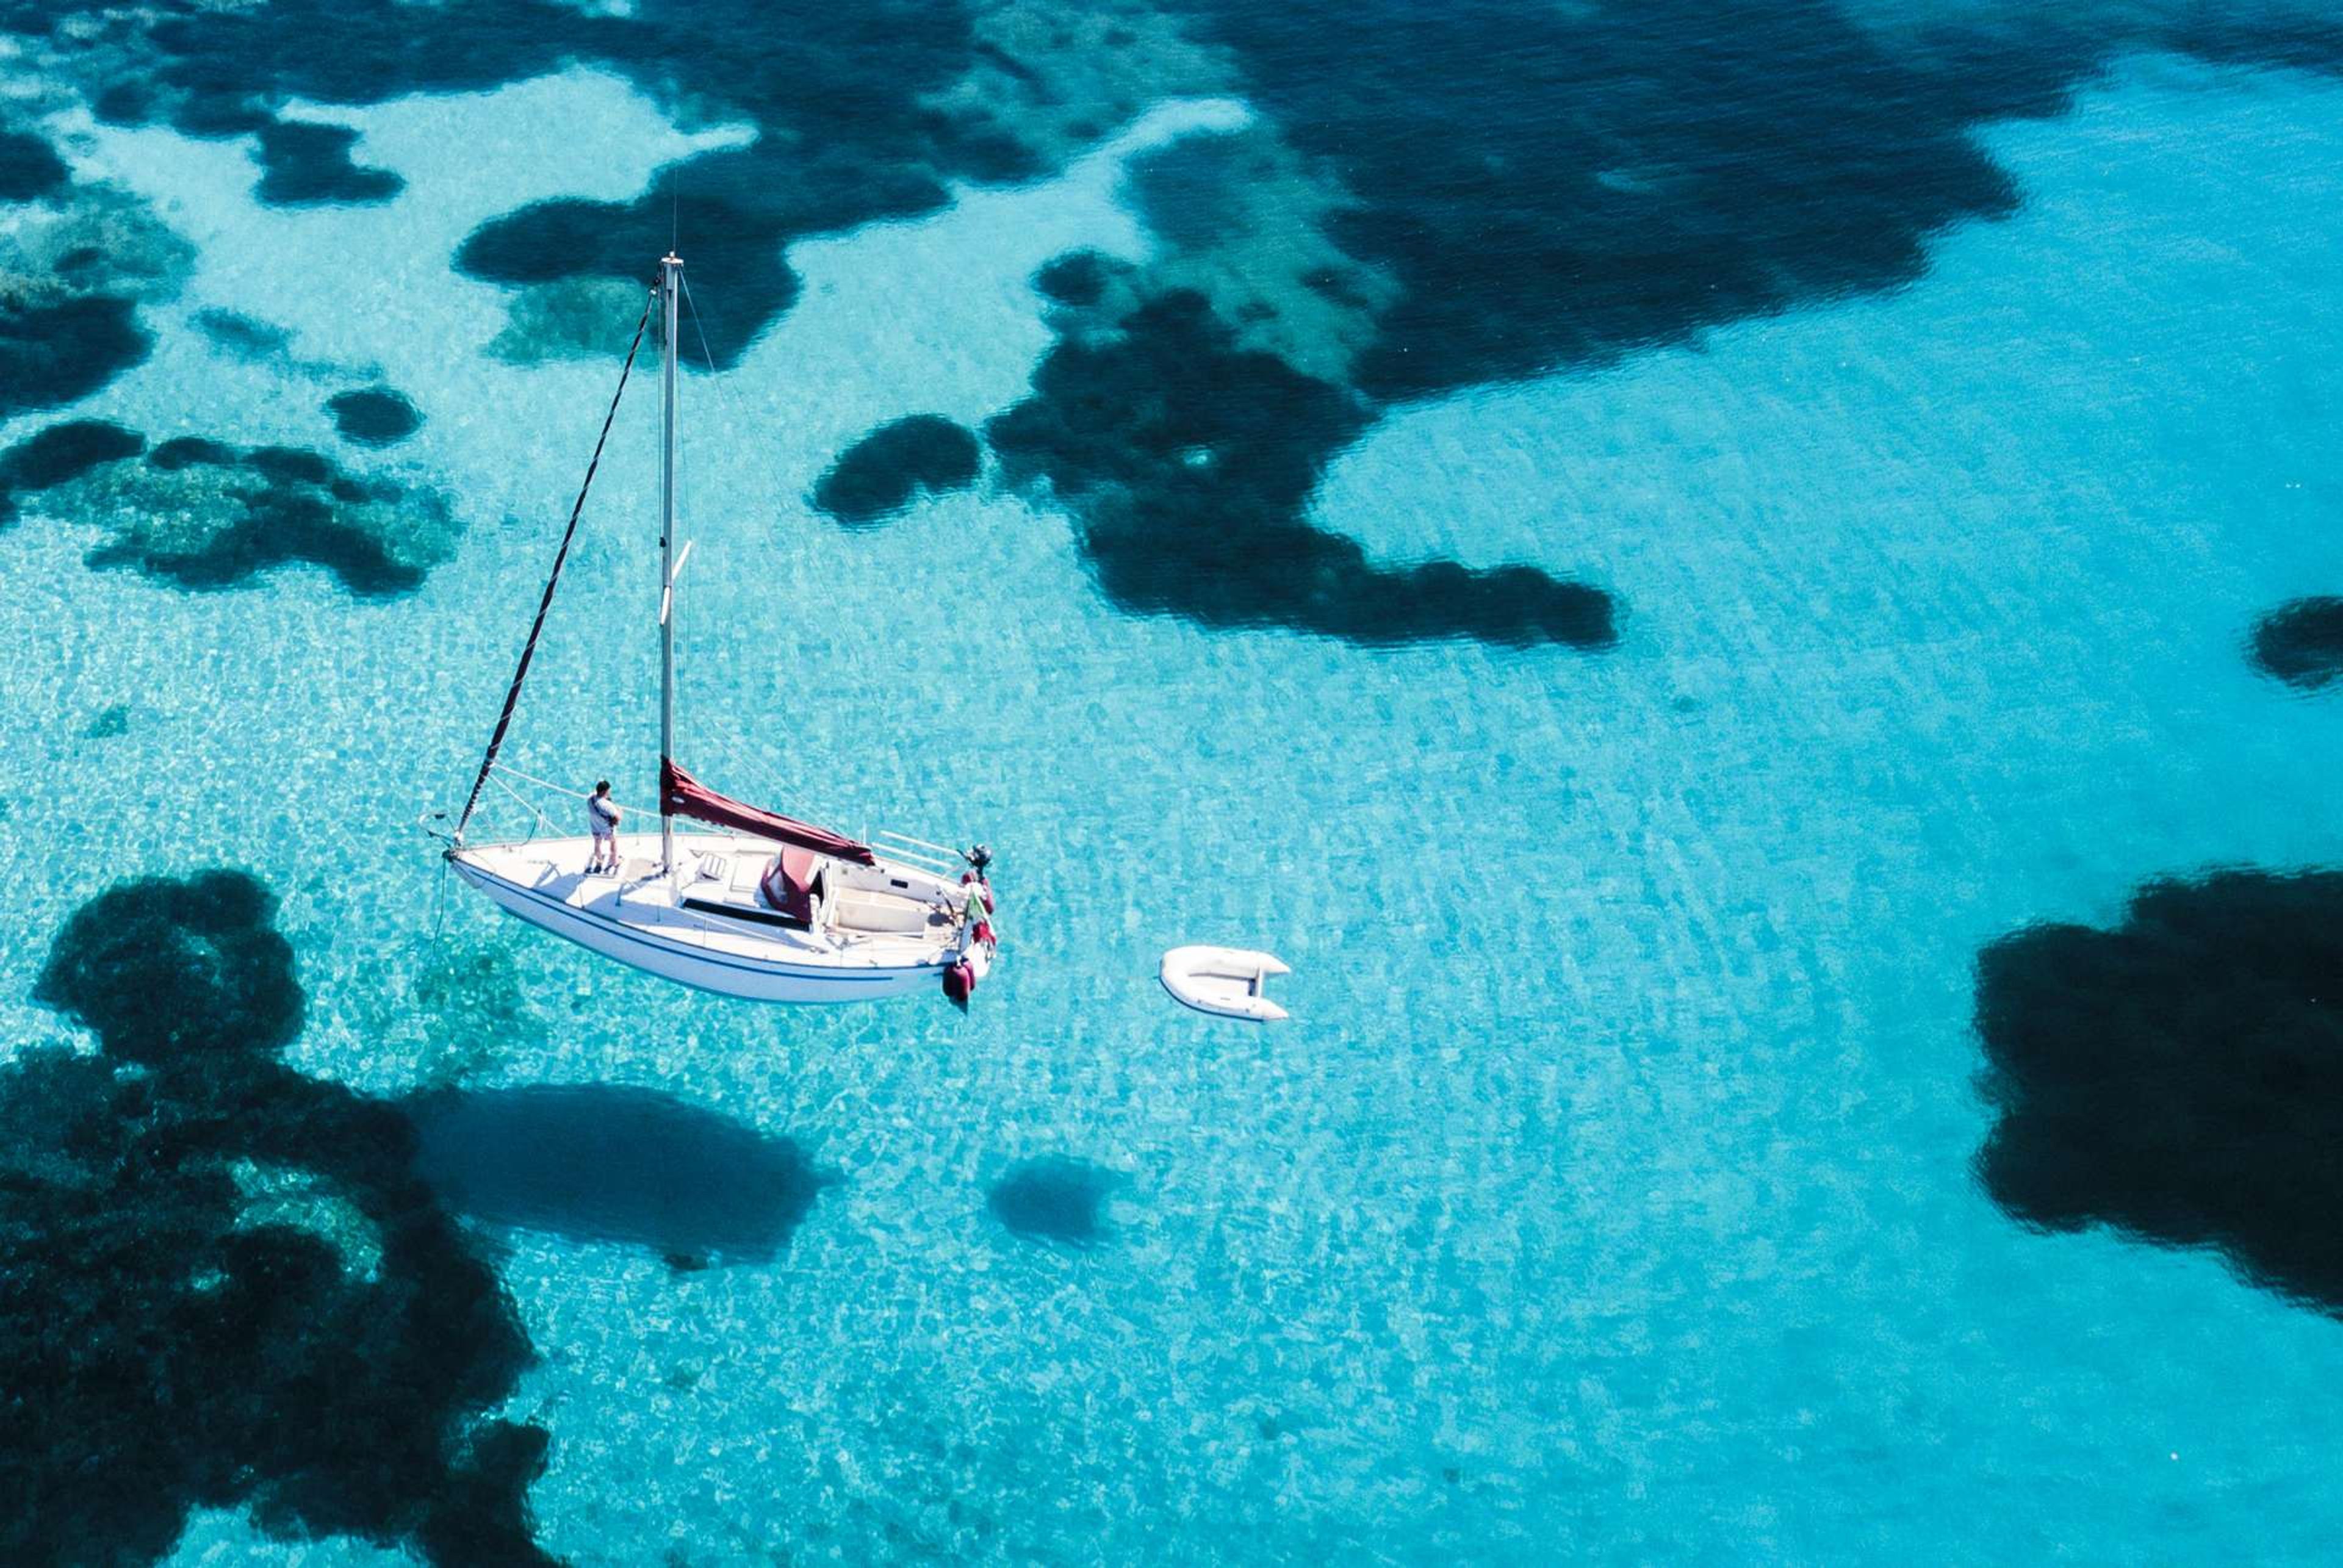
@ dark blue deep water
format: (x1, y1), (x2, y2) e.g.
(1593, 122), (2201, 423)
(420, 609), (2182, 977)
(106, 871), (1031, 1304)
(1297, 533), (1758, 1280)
(3, 0), (2343, 1561)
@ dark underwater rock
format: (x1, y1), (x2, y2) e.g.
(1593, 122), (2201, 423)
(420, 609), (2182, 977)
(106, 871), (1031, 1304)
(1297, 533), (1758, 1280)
(80, 702), (130, 739)
(4, 871), (555, 1567)
(458, 134), (1008, 365)
(2250, 597), (2343, 689)
(0, 160), (190, 419)
(811, 414), (981, 526)
(408, 1084), (827, 1264)
(0, 417), (144, 492)
(145, 434), (240, 470)
(987, 290), (1615, 648)
(1033, 250), (1113, 307)
(35, 867), (304, 1062)
(0, 122), (68, 202)
(244, 444), (337, 485)
(192, 306), (293, 362)
(0, 293), (153, 422)
(987, 4), (2343, 648)
(1121, 132), (1250, 251)
(252, 118), (401, 206)
(0, 421), (459, 596)
(325, 386), (422, 448)
(483, 276), (650, 364)
(1974, 869), (2343, 1315)
(0, 141), (193, 417)
(3, 0), (1043, 363)
(1173, 0), (2343, 402)
(15, 0), (2337, 655)
(446, 3), (1030, 365)
(5, 0), (2338, 399)
(987, 1155), (1120, 1246)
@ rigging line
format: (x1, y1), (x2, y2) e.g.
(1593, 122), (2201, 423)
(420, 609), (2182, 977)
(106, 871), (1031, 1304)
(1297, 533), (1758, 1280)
(453, 288), (657, 842)
(678, 273), (721, 382)
(670, 278), (930, 849)
(506, 736), (940, 866)
(697, 722), (854, 837)
(677, 275), (774, 491)
(489, 761), (658, 820)
(676, 273), (773, 509)
(674, 271), (818, 786)
(694, 719), (952, 854)
(487, 767), (564, 841)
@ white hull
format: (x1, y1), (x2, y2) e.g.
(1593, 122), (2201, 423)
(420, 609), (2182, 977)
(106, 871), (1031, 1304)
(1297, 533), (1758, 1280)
(1160, 946), (1289, 1022)
(441, 256), (998, 1009)
(450, 832), (990, 1004)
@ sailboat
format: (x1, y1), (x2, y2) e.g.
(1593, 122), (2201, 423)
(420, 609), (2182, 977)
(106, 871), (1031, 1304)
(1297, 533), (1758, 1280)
(437, 254), (998, 1005)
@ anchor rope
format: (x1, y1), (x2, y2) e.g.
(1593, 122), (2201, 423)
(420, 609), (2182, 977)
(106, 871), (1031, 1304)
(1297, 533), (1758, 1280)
(453, 287), (657, 842)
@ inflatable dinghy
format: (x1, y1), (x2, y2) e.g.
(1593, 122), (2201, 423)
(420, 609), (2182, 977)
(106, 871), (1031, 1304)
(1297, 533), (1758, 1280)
(1160, 946), (1290, 1022)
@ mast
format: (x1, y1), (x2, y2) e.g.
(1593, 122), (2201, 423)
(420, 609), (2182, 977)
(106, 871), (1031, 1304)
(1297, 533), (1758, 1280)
(658, 252), (681, 873)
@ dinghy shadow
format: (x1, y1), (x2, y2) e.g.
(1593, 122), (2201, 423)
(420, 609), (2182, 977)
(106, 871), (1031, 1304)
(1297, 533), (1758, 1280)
(987, 1155), (1125, 1248)
(407, 1083), (830, 1268)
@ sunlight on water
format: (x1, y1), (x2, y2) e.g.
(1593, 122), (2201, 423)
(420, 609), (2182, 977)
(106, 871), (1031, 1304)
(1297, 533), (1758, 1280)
(3, 19), (2341, 1567)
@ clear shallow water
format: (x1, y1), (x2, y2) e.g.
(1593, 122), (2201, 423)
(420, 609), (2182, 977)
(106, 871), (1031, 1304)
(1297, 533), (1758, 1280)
(2, 18), (2342, 1568)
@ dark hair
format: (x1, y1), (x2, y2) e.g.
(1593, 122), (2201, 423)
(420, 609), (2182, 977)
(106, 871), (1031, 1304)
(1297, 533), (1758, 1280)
(595, 780), (610, 793)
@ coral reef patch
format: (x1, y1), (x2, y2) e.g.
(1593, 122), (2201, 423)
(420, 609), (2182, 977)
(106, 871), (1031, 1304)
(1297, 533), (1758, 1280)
(810, 414), (981, 526)
(0, 119), (68, 202)
(12, 0), (2339, 645)
(987, 290), (1614, 646)
(192, 306), (292, 362)
(0, 104), (192, 419)
(2, 871), (555, 1566)
(0, 420), (458, 595)
(989, 1), (2343, 646)
(326, 385), (424, 447)
(252, 119), (402, 206)
(1975, 869), (2343, 1315)
(1033, 250), (1110, 307)
(2250, 597), (2343, 689)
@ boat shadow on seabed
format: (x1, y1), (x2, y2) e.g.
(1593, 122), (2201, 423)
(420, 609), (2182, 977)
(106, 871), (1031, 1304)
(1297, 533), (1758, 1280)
(405, 1081), (830, 1270)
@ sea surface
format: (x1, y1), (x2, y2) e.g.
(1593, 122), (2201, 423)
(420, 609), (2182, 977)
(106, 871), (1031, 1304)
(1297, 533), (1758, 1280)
(3, 2), (2342, 1563)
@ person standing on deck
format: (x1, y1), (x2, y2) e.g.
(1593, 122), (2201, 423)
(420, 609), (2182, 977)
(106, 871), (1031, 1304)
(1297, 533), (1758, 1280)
(586, 780), (622, 874)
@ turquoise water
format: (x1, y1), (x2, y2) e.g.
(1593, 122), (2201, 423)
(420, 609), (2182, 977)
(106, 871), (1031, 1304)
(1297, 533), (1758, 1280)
(5, 14), (2343, 1566)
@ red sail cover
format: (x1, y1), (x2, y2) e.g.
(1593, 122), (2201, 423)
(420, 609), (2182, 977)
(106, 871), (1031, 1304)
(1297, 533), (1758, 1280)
(758, 846), (822, 924)
(660, 758), (876, 865)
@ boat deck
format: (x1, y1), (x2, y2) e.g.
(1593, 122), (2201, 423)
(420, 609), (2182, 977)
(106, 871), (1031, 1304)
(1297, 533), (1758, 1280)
(455, 831), (973, 971)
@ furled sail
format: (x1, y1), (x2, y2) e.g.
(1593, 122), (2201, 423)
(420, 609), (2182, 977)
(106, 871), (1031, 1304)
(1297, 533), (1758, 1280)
(659, 758), (876, 865)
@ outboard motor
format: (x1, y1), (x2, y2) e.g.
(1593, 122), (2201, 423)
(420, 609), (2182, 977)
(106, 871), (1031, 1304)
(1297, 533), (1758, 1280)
(961, 843), (997, 946)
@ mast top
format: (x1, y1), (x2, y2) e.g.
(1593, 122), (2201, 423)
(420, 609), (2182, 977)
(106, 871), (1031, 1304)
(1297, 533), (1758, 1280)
(657, 249), (681, 871)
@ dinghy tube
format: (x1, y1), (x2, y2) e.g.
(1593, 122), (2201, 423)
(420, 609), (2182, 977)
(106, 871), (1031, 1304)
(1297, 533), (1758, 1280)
(1159, 946), (1290, 1023)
